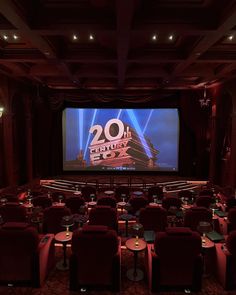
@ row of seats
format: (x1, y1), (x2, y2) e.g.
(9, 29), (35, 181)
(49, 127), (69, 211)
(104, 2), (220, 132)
(1, 221), (236, 292)
(2, 201), (236, 234)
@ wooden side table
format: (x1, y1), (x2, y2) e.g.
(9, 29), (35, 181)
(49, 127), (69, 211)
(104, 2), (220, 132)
(55, 231), (72, 270)
(125, 238), (146, 281)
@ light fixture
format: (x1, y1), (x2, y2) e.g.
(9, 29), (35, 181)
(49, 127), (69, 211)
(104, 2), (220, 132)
(168, 34), (173, 41)
(228, 35), (234, 41)
(199, 84), (211, 108)
(0, 107), (4, 118)
(72, 34), (78, 41)
(152, 34), (157, 41)
(89, 34), (94, 41)
(3, 35), (8, 40)
(13, 34), (18, 40)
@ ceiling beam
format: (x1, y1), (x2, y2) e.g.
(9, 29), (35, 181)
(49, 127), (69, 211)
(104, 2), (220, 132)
(116, 0), (136, 89)
(0, 0), (56, 58)
(171, 3), (236, 77)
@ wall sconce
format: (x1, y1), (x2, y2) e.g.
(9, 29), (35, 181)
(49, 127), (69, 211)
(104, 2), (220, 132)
(199, 85), (211, 108)
(0, 107), (4, 118)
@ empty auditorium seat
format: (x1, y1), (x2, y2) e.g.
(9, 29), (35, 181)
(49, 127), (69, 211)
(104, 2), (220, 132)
(146, 227), (203, 292)
(0, 202), (27, 222)
(69, 225), (120, 291)
(139, 205), (167, 231)
(184, 206), (212, 231)
(97, 196), (117, 208)
(65, 196), (85, 214)
(0, 222), (55, 287)
(89, 206), (118, 231)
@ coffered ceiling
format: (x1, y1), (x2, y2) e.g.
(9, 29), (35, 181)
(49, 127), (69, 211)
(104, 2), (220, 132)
(0, 0), (236, 90)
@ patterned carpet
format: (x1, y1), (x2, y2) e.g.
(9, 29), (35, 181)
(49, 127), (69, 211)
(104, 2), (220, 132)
(0, 241), (235, 295)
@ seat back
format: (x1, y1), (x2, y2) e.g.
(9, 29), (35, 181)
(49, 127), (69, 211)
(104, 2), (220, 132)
(0, 203), (27, 222)
(184, 207), (212, 231)
(162, 197), (182, 210)
(148, 186), (164, 201)
(154, 227), (202, 286)
(97, 196), (117, 208)
(0, 222), (39, 283)
(71, 225), (119, 287)
(89, 206), (118, 231)
(195, 196), (213, 208)
(139, 206), (167, 231)
(65, 196), (85, 214)
(42, 206), (71, 233)
(129, 196), (148, 214)
(81, 186), (96, 201)
(32, 195), (52, 209)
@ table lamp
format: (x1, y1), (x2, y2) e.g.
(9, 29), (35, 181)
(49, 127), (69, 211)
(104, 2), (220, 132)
(197, 221), (212, 244)
(58, 195), (64, 204)
(90, 194), (95, 202)
(61, 215), (74, 237)
(132, 223), (143, 247)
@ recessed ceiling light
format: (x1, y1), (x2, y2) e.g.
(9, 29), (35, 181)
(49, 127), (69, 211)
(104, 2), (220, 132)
(3, 35), (8, 40)
(72, 34), (78, 41)
(152, 34), (157, 41)
(228, 35), (234, 41)
(13, 34), (18, 40)
(168, 34), (174, 41)
(89, 34), (94, 41)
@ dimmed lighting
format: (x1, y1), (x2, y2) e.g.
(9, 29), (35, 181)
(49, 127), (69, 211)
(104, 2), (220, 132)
(3, 35), (8, 40)
(13, 34), (18, 40)
(199, 84), (211, 108)
(44, 51), (50, 56)
(89, 34), (94, 41)
(228, 35), (234, 41)
(168, 34), (174, 41)
(152, 34), (157, 41)
(72, 34), (78, 41)
(0, 107), (4, 118)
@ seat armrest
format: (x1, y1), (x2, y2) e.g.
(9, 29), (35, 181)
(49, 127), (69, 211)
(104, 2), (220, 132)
(38, 234), (55, 286)
(215, 243), (232, 290)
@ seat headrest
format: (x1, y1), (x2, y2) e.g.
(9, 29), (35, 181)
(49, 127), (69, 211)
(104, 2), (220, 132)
(96, 205), (111, 210)
(82, 225), (108, 233)
(2, 222), (29, 230)
(166, 227), (192, 236)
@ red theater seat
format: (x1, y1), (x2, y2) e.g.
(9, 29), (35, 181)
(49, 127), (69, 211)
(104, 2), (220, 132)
(139, 205), (167, 231)
(69, 225), (120, 291)
(0, 202), (27, 222)
(184, 207), (212, 231)
(89, 206), (118, 231)
(42, 206), (71, 234)
(65, 196), (85, 214)
(195, 196), (213, 208)
(97, 196), (117, 208)
(146, 227), (203, 292)
(0, 222), (55, 287)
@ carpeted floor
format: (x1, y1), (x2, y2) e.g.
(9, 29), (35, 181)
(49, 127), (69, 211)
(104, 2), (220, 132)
(0, 242), (235, 295)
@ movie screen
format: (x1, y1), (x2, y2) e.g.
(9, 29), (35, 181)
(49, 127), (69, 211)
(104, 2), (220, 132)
(62, 108), (179, 172)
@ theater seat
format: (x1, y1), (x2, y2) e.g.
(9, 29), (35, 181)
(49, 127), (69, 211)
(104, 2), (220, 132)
(69, 225), (120, 291)
(146, 227), (203, 292)
(42, 206), (71, 234)
(97, 196), (117, 208)
(139, 205), (167, 231)
(184, 207), (212, 231)
(0, 222), (55, 287)
(89, 206), (118, 231)
(0, 202), (27, 222)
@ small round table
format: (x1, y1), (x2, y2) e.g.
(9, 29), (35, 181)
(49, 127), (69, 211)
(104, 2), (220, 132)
(55, 231), (72, 271)
(117, 201), (126, 213)
(126, 238), (146, 281)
